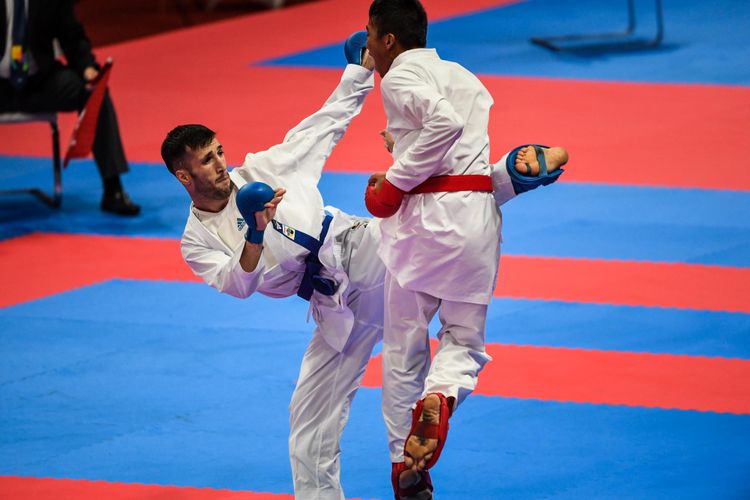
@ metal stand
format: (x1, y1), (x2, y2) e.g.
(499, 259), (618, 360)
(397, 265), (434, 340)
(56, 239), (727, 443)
(531, 0), (664, 53)
(0, 114), (63, 208)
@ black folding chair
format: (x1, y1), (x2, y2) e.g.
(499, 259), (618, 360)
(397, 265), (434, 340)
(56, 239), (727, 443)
(0, 112), (62, 208)
(531, 0), (664, 53)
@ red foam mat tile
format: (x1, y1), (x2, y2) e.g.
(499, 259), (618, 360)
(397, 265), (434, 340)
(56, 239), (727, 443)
(0, 233), (198, 308)
(481, 77), (750, 191)
(1, 0), (747, 191)
(6, 70), (747, 192)
(320, 74), (750, 191)
(0, 476), (292, 500)
(0, 0), (516, 166)
(1, 234), (748, 312)
(362, 341), (750, 414)
(496, 256), (750, 314)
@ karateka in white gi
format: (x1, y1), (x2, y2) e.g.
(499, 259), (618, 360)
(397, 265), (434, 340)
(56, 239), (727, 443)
(161, 51), (381, 499)
(363, 1), (567, 498)
(161, 31), (566, 500)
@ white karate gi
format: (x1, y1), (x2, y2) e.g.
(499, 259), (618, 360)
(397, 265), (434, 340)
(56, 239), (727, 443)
(177, 58), (523, 492)
(377, 48), (503, 462)
(180, 65), (386, 500)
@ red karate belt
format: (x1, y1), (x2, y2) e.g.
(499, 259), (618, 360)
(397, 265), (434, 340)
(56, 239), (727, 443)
(408, 174), (492, 194)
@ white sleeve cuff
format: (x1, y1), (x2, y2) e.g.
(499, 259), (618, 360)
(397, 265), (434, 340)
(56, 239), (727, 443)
(491, 153), (517, 208)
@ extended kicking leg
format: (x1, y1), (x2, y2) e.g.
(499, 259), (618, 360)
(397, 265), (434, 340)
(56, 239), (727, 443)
(514, 145), (569, 176)
(403, 392), (451, 471)
(491, 144), (569, 207)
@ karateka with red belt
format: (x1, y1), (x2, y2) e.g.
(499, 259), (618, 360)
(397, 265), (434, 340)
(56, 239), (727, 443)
(165, 21), (566, 499)
(363, 1), (565, 498)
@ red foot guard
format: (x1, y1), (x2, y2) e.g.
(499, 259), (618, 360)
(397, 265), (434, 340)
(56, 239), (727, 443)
(392, 461), (433, 500)
(404, 392), (451, 470)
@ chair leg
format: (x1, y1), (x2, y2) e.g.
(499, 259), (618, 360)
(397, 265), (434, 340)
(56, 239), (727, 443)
(50, 119), (62, 207)
(26, 119), (63, 208)
(530, 0), (664, 53)
(0, 114), (63, 208)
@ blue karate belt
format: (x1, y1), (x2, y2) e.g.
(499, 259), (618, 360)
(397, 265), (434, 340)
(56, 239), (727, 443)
(270, 212), (337, 301)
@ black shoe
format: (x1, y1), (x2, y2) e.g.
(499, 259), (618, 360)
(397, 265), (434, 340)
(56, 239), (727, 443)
(101, 189), (141, 216)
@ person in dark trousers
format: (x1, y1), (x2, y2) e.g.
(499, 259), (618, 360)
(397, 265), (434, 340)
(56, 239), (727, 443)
(0, 0), (140, 215)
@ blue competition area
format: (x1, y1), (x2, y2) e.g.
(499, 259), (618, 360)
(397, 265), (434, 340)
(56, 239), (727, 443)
(2, 154), (750, 497)
(2, 158), (750, 267)
(2, 281), (750, 498)
(2, 0), (750, 498)
(264, 0), (750, 86)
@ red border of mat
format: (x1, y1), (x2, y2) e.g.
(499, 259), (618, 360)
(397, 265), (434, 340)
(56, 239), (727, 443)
(362, 340), (750, 414)
(1, 233), (748, 312)
(0, 476), (293, 500)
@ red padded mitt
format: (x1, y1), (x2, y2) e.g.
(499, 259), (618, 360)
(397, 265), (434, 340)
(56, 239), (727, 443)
(365, 178), (404, 218)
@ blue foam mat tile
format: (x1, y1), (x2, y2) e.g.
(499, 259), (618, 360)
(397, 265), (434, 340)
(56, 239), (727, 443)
(320, 173), (750, 267)
(8, 389), (749, 498)
(263, 0), (750, 86)
(1, 280), (314, 332)
(497, 183), (750, 267)
(421, 396), (750, 499)
(5, 280), (749, 363)
(0, 283), (317, 480)
(481, 299), (750, 359)
(0, 156), (187, 241)
(0, 324), (311, 492)
(3, 156), (750, 267)
(2, 279), (750, 497)
(2, 399), (297, 494)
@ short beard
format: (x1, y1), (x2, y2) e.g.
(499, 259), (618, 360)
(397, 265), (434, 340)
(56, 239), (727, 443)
(195, 178), (231, 201)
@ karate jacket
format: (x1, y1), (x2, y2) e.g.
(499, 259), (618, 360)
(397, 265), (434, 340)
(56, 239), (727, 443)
(379, 48), (502, 305)
(180, 65), (376, 352)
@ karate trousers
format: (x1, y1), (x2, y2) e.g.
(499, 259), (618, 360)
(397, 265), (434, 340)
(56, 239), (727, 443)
(288, 221), (386, 500)
(381, 271), (492, 462)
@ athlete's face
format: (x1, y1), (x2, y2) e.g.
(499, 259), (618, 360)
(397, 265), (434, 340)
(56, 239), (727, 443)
(366, 18), (394, 77)
(178, 138), (231, 202)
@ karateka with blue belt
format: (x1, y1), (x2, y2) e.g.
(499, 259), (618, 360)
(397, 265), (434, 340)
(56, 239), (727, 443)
(161, 32), (567, 500)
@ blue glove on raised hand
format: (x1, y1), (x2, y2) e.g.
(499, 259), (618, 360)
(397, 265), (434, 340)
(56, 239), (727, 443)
(344, 31), (367, 65)
(236, 182), (275, 244)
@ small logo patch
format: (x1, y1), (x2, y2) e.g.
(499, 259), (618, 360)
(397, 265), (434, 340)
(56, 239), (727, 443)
(237, 218), (246, 231)
(272, 220), (299, 242)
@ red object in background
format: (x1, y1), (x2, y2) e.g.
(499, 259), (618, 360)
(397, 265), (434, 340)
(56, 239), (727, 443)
(0, 476), (292, 500)
(63, 59), (113, 167)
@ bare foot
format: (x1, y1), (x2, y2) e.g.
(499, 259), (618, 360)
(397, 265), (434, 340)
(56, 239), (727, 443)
(398, 469), (432, 499)
(404, 394), (441, 471)
(514, 146), (569, 176)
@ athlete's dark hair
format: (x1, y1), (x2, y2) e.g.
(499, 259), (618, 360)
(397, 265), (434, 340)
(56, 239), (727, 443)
(161, 124), (216, 175)
(369, 0), (427, 50)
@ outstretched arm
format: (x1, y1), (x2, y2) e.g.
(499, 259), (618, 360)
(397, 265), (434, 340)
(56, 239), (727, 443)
(235, 57), (375, 192)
